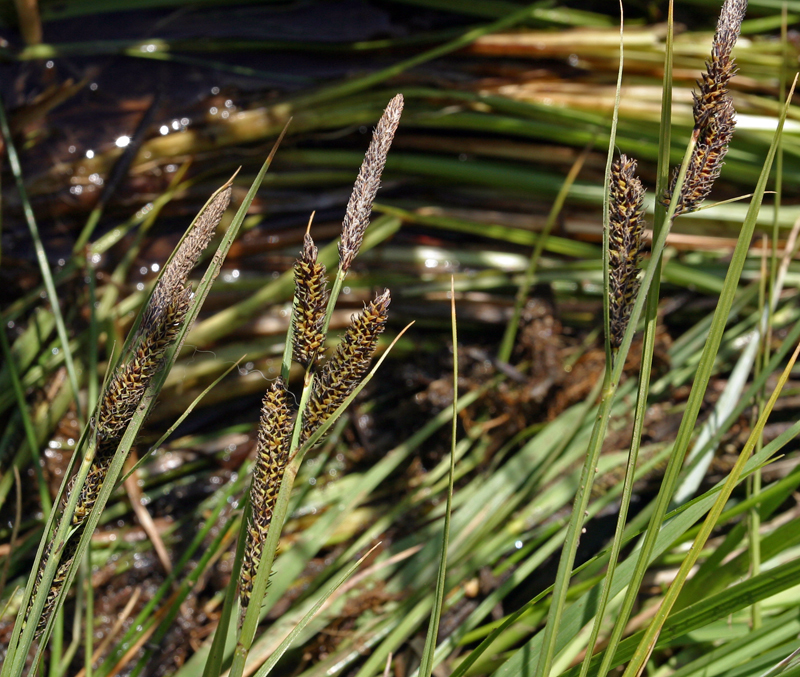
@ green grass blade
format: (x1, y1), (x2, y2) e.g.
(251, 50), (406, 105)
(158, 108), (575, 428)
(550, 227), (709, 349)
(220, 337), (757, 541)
(201, 503), (248, 677)
(251, 545), (380, 677)
(568, 553), (800, 677)
(0, 321), (52, 514)
(418, 280), (458, 677)
(0, 93), (83, 424)
(622, 316), (800, 674)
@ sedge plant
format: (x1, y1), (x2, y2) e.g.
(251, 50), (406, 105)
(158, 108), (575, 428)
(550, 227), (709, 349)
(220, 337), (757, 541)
(1, 124), (291, 677)
(204, 93), (405, 677)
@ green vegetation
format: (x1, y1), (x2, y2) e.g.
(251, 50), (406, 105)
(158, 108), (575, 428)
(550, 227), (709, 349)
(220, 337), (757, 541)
(2, 1), (800, 676)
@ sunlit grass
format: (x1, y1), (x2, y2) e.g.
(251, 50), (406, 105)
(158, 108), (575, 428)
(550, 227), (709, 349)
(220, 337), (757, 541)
(1, 1), (800, 676)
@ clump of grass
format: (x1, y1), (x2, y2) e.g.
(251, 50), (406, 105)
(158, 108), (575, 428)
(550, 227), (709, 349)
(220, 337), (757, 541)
(536, 2), (751, 675)
(236, 94), (402, 625)
(608, 154), (645, 350)
(27, 185), (232, 638)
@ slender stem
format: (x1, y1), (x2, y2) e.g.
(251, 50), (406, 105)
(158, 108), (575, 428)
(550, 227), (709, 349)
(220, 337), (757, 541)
(535, 9), (625, 675)
(587, 5), (674, 673)
(0, 324), (52, 515)
(622, 339), (800, 676)
(84, 552), (94, 677)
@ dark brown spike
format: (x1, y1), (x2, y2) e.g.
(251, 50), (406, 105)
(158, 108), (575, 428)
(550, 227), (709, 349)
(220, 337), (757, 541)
(292, 233), (329, 367)
(302, 290), (390, 443)
(662, 0), (745, 215)
(609, 155), (645, 349)
(239, 378), (293, 616)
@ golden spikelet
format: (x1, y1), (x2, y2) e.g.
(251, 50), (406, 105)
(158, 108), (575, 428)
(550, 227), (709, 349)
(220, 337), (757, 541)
(339, 94), (404, 272)
(239, 378), (293, 615)
(663, 0), (745, 215)
(609, 155), (645, 349)
(302, 290), (390, 443)
(292, 233), (329, 367)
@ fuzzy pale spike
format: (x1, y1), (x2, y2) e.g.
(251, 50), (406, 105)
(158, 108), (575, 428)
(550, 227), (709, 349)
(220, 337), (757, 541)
(239, 378), (293, 616)
(339, 95), (404, 272)
(292, 233), (329, 367)
(609, 155), (645, 349)
(26, 185), (231, 639)
(663, 0), (745, 215)
(302, 290), (391, 443)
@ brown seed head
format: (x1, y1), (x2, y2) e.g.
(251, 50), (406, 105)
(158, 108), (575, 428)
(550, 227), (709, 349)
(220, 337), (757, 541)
(609, 155), (645, 349)
(240, 378), (293, 614)
(292, 233), (329, 367)
(339, 95), (403, 272)
(302, 290), (390, 443)
(663, 0), (745, 215)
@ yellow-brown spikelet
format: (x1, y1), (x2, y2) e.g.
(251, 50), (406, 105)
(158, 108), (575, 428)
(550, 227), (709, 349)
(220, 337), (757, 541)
(93, 289), (191, 447)
(663, 0), (745, 215)
(302, 290), (390, 443)
(339, 95), (403, 272)
(292, 233), (329, 367)
(25, 186), (231, 639)
(609, 155), (645, 349)
(239, 378), (293, 615)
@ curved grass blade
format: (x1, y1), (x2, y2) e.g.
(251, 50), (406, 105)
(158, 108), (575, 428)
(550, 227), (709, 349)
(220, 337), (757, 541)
(622, 328), (800, 674)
